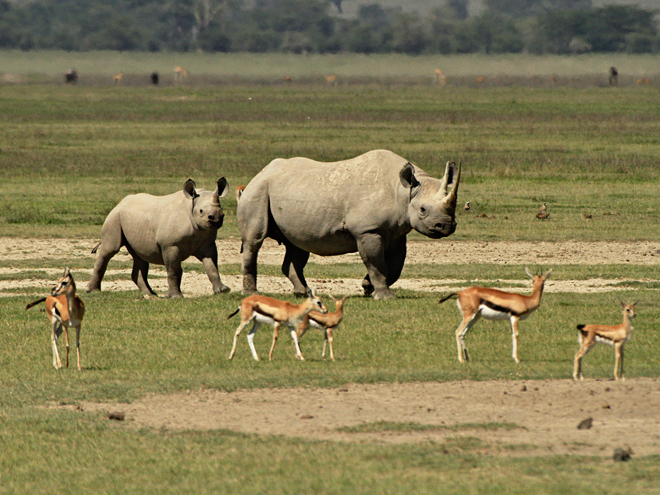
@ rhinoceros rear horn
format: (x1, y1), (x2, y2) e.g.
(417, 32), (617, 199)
(183, 179), (198, 200)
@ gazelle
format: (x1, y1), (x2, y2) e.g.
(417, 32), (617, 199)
(174, 66), (188, 83)
(439, 268), (552, 363)
(25, 268), (85, 370)
(325, 74), (337, 86)
(113, 72), (123, 85)
(433, 69), (446, 86)
(573, 301), (638, 381)
(297, 295), (349, 361)
(228, 289), (327, 361)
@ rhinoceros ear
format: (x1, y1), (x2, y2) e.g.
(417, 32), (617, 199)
(183, 179), (198, 200)
(216, 177), (229, 199)
(399, 162), (420, 194)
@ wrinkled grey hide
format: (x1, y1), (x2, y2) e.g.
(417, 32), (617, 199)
(238, 150), (460, 300)
(87, 178), (230, 298)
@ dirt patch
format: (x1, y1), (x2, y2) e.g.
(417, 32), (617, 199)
(1, 238), (659, 297)
(77, 378), (660, 456)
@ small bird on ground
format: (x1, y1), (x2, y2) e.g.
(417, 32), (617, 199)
(464, 201), (470, 212)
(536, 202), (549, 220)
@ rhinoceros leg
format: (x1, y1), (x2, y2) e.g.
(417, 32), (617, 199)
(357, 233), (396, 300)
(157, 246), (185, 298)
(130, 255), (157, 297)
(87, 230), (123, 293)
(241, 239), (264, 295)
(195, 243), (230, 294)
(281, 241), (310, 296)
(361, 236), (407, 296)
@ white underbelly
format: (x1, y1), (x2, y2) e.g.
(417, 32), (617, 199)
(479, 305), (511, 321)
(308, 319), (325, 330)
(254, 313), (276, 326)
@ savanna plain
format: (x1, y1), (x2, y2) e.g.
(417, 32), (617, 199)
(1, 52), (660, 494)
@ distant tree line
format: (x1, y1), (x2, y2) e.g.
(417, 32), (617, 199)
(0, 0), (657, 54)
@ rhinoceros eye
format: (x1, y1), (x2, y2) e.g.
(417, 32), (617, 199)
(419, 206), (429, 218)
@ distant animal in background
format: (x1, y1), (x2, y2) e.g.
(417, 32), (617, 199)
(113, 72), (123, 85)
(297, 295), (349, 361)
(609, 67), (618, 86)
(26, 268), (85, 370)
(283, 76), (292, 83)
(536, 202), (549, 220)
(573, 301), (638, 381)
(64, 70), (78, 84)
(326, 74), (337, 86)
(637, 78), (651, 86)
(236, 185), (246, 202)
(174, 66), (188, 83)
(434, 69), (446, 86)
(464, 201), (470, 212)
(439, 268), (552, 363)
(476, 76), (486, 85)
(150, 72), (159, 85)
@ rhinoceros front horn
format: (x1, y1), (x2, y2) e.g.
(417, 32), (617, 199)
(435, 161), (461, 207)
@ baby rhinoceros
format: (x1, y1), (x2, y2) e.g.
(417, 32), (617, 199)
(87, 178), (230, 298)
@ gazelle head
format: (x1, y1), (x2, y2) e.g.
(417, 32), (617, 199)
(524, 267), (552, 291)
(329, 294), (349, 310)
(620, 301), (638, 320)
(306, 288), (328, 314)
(51, 267), (75, 297)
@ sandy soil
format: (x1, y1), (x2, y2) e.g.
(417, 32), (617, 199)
(7, 237), (660, 455)
(2, 237), (660, 297)
(77, 379), (660, 456)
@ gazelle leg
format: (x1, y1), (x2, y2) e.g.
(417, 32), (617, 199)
(614, 342), (624, 381)
(51, 320), (63, 369)
(229, 318), (252, 360)
(455, 315), (478, 363)
(63, 326), (70, 369)
(289, 326), (305, 361)
(75, 324), (82, 371)
(322, 330), (328, 359)
(268, 323), (280, 361)
(247, 322), (260, 361)
(326, 328), (335, 361)
(573, 339), (594, 381)
(510, 316), (520, 363)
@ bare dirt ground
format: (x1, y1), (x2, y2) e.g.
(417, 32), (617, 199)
(2, 237), (660, 296)
(7, 237), (660, 455)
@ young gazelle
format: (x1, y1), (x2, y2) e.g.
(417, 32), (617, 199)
(573, 301), (638, 381)
(297, 295), (349, 361)
(227, 289), (327, 361)
(26, 268), (85, 370)
(439, 268), (552, 363)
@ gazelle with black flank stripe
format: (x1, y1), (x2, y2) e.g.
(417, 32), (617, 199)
(573, 301), (638, 381)
(439, 268), (552, 363)
(227, 289), (327, 361)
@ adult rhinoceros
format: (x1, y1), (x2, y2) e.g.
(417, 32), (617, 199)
(238, 150), (460, 300)
(87, 178), (230, 298)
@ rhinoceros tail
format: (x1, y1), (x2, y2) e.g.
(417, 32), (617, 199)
(227, 307), (240, 320)
(26, 297), (47, 310)
(438, 293), (458, 304)
(91, 242), (101, 254)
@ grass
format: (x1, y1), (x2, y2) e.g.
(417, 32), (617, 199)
(1, 61), (660, 492)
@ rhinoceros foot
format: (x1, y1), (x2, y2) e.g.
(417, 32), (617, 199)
(373, 288), (396, 301)
(214, 284), (231, 294)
